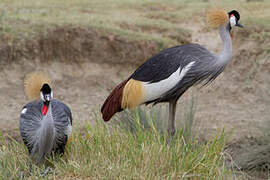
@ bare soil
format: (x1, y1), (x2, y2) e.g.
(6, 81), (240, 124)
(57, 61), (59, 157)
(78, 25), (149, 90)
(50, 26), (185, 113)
(0, 24), (269, 145)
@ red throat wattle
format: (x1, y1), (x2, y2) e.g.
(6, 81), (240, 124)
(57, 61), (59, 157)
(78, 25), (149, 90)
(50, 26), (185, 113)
(42, 105), (49, 115)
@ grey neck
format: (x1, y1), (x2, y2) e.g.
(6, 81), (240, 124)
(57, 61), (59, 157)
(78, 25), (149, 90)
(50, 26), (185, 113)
(41, 103), (55, 139)
(43, 103), (53, 121)
(39, 102), (55, 161)
(217, 24), (232, 64)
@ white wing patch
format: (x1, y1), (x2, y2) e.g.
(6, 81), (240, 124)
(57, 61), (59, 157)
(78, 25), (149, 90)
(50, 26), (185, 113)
(143, 61), (195, 102)
(21, 108), (27, 114)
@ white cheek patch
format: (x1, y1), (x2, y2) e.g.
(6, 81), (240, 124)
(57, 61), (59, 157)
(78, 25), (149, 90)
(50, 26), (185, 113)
(21, 108), (27, 114)
(40, 92), (45, 101)
(230, 16), (236, 27)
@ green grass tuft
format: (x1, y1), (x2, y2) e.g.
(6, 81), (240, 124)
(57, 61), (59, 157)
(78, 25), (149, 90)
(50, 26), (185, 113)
(0, 110), (230, 179)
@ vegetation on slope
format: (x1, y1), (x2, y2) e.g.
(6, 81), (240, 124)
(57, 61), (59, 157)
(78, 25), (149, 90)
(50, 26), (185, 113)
(1, 0), (270, 65)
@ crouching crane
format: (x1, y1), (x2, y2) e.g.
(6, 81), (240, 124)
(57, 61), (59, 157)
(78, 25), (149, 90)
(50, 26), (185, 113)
(19, 72), (72, 164)
(101, 9), (244, 137)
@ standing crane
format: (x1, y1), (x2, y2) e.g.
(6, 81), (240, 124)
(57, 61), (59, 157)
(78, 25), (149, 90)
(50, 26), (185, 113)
(19, 72), (72, 164)
(101, 9), (244, 137)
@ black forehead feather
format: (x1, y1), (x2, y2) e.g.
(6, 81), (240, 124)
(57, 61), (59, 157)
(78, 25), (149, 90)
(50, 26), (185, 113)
(41, 83), (51, 94)
(228, 10), (240, 21)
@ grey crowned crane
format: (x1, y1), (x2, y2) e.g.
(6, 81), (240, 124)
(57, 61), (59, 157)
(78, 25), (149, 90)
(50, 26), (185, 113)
(19, 72), (72, 164)
(101, 9), (244, 137)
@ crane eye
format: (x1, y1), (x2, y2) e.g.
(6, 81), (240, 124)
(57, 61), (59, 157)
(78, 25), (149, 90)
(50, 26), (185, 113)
(230, 15), (236, 27)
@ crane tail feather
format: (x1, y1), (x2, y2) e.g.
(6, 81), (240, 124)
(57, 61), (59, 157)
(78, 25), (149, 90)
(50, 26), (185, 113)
(101, 79), (129, 121)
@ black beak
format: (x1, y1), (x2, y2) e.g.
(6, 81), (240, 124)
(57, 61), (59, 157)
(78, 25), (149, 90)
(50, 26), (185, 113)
(236, 22), (244, 28)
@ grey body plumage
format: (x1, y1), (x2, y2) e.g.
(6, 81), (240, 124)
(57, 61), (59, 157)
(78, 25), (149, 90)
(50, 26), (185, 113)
(101, 9), (243, 137)
(132, 24), (232, 104)
(131, 11), (242, 136)
(20, 99), (72, 162)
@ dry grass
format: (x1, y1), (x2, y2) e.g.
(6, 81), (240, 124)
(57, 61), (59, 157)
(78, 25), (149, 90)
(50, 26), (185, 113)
(1, 0), (270, 66)
(1, 0), (270, 43)
(0, 110), (231, 179)
(0, 0), (193, 46)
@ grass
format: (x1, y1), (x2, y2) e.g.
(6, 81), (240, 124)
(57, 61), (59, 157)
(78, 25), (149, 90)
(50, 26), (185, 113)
(1, 0), (270, 66)
(0, 113), (230, 179)
(114, 94), (198, 140)
(0, 0), (193, 47)
(1, 0), (270, 68)
(1, 0), (270, 43)
(0, 99), (232, 179)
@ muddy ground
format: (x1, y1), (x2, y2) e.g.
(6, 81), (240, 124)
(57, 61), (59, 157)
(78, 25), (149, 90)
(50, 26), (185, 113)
(0, 24), (269, 144)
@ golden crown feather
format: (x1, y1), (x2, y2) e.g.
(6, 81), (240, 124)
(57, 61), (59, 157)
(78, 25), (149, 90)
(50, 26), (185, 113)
(207, 8), (228, 28)
(24, 72), (51, 100)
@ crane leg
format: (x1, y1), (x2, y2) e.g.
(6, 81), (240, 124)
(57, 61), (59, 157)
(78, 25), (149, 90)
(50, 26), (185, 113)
(168, 100), (177, 137)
